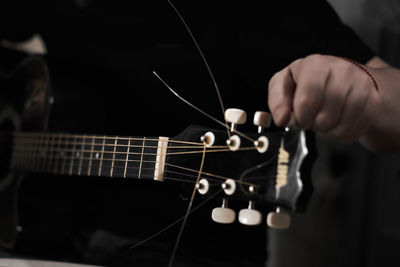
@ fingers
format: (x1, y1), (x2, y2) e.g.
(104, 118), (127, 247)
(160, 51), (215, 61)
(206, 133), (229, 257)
(268, 54), (380, 143)
(268, 64), (297, 126)
(291, 55), (327, 128)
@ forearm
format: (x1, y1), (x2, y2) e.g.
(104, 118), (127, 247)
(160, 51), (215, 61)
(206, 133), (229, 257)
(360, 65), (400, 150)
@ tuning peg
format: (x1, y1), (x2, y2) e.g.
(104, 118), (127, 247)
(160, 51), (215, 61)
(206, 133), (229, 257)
(200, 132), (215, 147)
(211, 198), (236, 224)
(254, 136), (269, 153)
(222, 179), (236, 195)
(267, 207), (291, 229)
(225, 108), (247, 131)
(196, 178), (209, 195)
(226, 135), (241, 151)
(253, 111), (271, 133)
(238, 201), (262, 226)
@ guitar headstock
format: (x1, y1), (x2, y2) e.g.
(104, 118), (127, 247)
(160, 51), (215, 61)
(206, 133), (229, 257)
(166, 110), (314, 229)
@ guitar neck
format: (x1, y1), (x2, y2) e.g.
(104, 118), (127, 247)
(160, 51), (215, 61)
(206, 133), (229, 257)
(10, 132), (169, 181)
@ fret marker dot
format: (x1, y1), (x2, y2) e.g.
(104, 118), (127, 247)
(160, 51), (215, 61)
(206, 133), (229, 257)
(76, 152), (80, 158)
(95, 152), (99, 159)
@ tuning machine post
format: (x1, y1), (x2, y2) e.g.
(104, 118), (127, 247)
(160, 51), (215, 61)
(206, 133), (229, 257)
(196, 178), (210, 195)
(200, 132), (215, 147)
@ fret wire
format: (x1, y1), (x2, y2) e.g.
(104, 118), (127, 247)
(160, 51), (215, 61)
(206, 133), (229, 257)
(78, 136), (85, 176)
(87, 137), (95, 176)
(61, 135), (69, 175)
(34, 135), (43, 172)
(28, 135), (35, 171)
(98, 136), (105, 177)
(48, 135), (55, 173)
(69, 136), (77, 175)
(110, 138), (118, 177)
(30, 135), (36, 171)
(124, 137), (131, 178)
(54, 133), (62, 174)
(41, 135), (50, 172)
(138, 137), (145, 179)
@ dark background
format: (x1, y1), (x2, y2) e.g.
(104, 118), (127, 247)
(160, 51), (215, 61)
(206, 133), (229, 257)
(1, 0), (400, 267)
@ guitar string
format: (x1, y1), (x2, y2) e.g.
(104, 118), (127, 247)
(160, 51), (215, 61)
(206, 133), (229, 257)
(5, 131), (292, 149)
(6, 136), (225, 149)
(130, 188), (223, 250)
(11, 154), (267, 189)
(153, 71), (256, 143)
(10, 140), (228, 150)
(11, 156), (276, 186)
(10, 152), (263, 186)
(10, 137), (275, 186)
(168, 145), (207, 267)
(10, 143), (257, 156)
(10, 155), (224, 186)
(7, 132), (204, 146)
(166, 0), (231, 139)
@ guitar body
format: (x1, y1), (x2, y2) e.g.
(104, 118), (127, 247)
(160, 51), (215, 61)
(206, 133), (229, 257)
(0, 50), (50, 248)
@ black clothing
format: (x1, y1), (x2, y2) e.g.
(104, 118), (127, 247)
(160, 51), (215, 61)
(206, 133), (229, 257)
(0, 1), (374, 266)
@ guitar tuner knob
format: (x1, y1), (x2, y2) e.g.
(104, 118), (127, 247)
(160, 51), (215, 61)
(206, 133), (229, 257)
(267, 208), (291, 229)
(254, 136), (269, 153)
(253, 111), (271, 133)
(225, 108), (247, 131)
(200, 132), (215, 147)
(211, 198), (236, 224)
(196, 178), (209, 195)
(226, 135), (241, 151)
(222, 179), (236, 195)
(238, 201), (262, 226)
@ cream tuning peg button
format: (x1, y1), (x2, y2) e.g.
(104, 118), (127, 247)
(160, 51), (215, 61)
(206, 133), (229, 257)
(267, 210), (291, 229)
(238, 209), (262, 226)
(211, 198), (236, 224)
(238, 201), (262, 226)
(212, 207), (236, 224)
(225, 108), (247, 131)
(253, 111), (272, 133)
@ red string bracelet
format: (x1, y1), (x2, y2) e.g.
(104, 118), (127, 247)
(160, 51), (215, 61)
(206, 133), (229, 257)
(342, 57), (380, 92)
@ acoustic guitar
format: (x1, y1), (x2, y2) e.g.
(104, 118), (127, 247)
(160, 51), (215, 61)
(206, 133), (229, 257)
(0, 52), (314, 249)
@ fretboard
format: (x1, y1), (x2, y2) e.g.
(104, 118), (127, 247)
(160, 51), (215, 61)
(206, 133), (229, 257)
(10, 132), (169, 181)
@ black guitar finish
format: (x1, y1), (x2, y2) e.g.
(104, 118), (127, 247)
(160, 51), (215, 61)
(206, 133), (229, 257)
(0, 50), (51, 248)
(0, 51), (314, 249)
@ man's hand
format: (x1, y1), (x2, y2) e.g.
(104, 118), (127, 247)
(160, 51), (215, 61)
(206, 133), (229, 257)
(268, 54), (400, 151)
